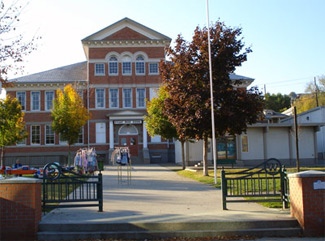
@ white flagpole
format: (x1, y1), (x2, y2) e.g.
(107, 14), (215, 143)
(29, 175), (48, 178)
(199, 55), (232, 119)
(206, 0), (218, 184)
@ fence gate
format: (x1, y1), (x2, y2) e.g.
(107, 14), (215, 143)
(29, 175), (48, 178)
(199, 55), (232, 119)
(221, 158), (289, 210)
(42, 162), (103, 212)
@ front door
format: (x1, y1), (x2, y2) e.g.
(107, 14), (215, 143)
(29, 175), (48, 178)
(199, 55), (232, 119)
(119, 135), (138, 157)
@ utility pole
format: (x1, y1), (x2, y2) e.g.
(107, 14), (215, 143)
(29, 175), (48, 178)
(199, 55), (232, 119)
(314, 77), (319, 107)
(293, 106), (300, 172)
(264, 84), (266, 96)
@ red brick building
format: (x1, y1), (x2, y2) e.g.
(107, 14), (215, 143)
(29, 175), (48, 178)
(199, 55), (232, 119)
(5, 18), (174, 166)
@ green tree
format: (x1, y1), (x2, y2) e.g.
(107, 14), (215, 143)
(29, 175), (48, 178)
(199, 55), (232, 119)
(295, 76), (325, 113)
(0, 96), (26, 167)
(264, 93), (291, 112)
(145, 86), (188, 169)
(161, 21), (264, 176)
(0, 0), (39, 84)
(51, 84), (90, 166)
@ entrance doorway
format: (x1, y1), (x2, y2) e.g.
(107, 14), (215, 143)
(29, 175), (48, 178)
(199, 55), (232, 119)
(118, 124), (139, 157)
(119, 135), (138, 156)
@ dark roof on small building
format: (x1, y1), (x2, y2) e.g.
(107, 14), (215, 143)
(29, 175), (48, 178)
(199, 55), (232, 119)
(10, 61), (87, 84)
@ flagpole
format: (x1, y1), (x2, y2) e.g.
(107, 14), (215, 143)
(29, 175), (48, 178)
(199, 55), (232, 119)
(206, 0), (218, 184)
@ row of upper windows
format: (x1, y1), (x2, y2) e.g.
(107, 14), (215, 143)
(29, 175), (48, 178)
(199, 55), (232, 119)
(18, 125), (83, 146)
(95, 88), (146, 109)
(15, 88), (147, 111)
(94, 55), (159, 76)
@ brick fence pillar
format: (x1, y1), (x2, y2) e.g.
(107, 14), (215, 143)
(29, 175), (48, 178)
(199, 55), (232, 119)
(0, 177), (42, 241)
(288, 170), (325, 237)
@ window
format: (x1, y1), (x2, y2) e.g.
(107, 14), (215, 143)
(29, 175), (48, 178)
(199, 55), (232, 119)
(16, 92), (26, 111)
(59, 134), (67, 145)
(242, 136), (248, 152)
(151, 135), (161, 143)
(149, 88), (158, 101)
(31, 92), (40, 111)
(217, 136), (236, 159)
(31, 125), (41, 145)
(45, 91), (54, 111)
(17, 128), (27, 145)
(76, 127), (83, 144)
(122, 56), (132, 75)
(95, 63), (105, 76)
(149, 63), (159, 74)
(45, 125), (55, 145)
(96, 89), (105, 108)
(136, 88), (146, 108)
(123, 89), (132, 108)
(135, 56), (145, 75)
(109, 56), (118, 75)
(96, 123), (106, 143)
(109, 89), (119, 108)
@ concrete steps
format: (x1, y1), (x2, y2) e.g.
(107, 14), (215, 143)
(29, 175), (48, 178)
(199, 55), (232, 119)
(38, 219), (302, 240)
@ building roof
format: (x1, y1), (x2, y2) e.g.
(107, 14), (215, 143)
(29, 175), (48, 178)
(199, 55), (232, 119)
(9, 62), (87, 84)
(82, 17), (172, 42)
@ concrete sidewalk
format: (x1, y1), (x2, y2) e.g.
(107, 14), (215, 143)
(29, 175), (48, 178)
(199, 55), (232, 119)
(40, 165), (293, 224)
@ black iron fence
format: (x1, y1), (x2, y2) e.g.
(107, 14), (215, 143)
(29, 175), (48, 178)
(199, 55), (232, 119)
(42, 162), (103, 212)
(221, 158), (289, 210)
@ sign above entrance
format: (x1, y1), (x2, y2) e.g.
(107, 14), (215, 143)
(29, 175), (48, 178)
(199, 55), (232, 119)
(114, 120), (142, 125)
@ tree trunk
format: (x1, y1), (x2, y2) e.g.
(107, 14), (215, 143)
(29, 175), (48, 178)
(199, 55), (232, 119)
(203, 136), (209, 176)
(181, 140), (185, 170)
(67, 143), (71, 167)
(1, 146), (4, 168)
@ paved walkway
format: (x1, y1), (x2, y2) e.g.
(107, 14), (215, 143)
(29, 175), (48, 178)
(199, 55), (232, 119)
(40, 165), (294, 224)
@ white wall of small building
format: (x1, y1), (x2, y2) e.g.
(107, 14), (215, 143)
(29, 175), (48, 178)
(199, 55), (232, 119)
(175, 125), (318, 166)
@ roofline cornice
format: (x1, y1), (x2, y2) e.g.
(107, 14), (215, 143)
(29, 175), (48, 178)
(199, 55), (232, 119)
(82, 39), (171, 48)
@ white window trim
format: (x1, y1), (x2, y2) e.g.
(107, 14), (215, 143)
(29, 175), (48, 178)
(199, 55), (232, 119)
(135, 56), (145, 75)
(76, 127), (84, 144)
(16, 91), (26, 111)
(31, 91), (40, 111)
(59, 134), (67, 145)
(136, 88), (146, 108)
(109, 89), (119, 109)
(96, 122), (106, 144)
(148, 63), (159, 75)
(45, 91), (54, 111)
(30, 125), (41, 145)
(108, 57), (119, 76)
(94, 63), (105, 76)
(45, 125), (55, 145)
(95, 89), (106, 109)
(123, 88), (132, 108)
(122, 62), (132, 76)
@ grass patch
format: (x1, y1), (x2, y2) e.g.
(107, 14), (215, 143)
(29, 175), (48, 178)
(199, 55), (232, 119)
(177, 169), (221, 188)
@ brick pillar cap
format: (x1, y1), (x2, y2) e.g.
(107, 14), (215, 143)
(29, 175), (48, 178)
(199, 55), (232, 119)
(0, 177), (42, 184)
(288, 170), (325, 178)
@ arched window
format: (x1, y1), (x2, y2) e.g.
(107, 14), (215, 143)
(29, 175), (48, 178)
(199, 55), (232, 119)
(135, 55), (145, 75)
(122, 56), (132, 75)
(109, 56), (118, 75)
(119, 124), (138, 135)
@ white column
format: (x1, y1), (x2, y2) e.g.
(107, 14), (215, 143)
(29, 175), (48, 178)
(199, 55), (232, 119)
(109, 120), (114, 149)
(143, 121), (148, 149)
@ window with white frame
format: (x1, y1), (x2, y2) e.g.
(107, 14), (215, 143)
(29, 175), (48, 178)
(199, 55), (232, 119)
(16, 128), (27, 145)
(96, 122), (106, 143)
(122, 56), (132, 75)
(16, 92), (26, 111)
(76, 127), (83, 144)
(31, 125), (41, 145)
(151, 135), (161, 143)
(149, 63), (159, 74)
(59, 134), (67, 145)
(109, 56), (118, 75)
(45, 125), (55, 145)
(136, 88), (146, 108)
(31, 92), (40, 111)
(95, 63), (105, 76)
(135, 56), (145, 75)
(96, 89), (105, 108)
(149, 88), (158, 101)
(109, 89), (119, 108)
(123, 89), (132, 108)
(45, 91), (54, 111)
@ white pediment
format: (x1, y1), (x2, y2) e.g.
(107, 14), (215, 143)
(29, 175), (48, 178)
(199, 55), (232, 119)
(82, 18), (171, 41)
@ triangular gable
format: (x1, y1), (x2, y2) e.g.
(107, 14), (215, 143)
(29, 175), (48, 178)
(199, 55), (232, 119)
(82, 17), (171, 41)
(103, 27), (150, 41)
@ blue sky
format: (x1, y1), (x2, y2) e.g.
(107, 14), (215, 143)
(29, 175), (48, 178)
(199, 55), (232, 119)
(7, 0), (325, 95)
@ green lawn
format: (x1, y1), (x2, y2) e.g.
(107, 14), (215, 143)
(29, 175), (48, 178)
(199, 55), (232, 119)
(177, 166), (325, 208)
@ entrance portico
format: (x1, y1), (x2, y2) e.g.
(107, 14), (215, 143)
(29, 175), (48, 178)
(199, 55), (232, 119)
(107, 110), (150, 164)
